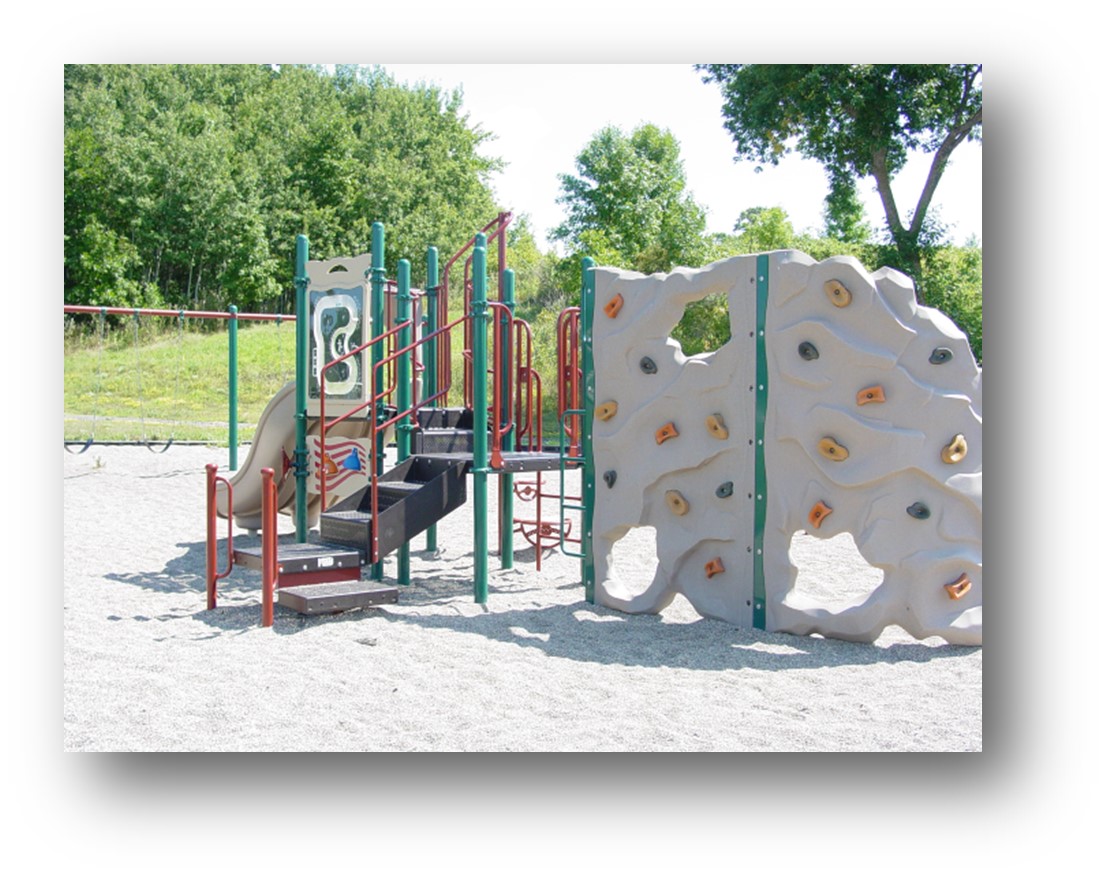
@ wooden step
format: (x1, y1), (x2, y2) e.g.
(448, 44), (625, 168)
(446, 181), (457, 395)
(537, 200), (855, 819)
(277, 581), (399, 615)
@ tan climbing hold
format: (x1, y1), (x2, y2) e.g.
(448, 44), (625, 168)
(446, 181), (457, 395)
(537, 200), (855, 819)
(942, 433), (968, 464)
(704, 557), (725, 579)
(945, 572), (972, 601)
(808, 500), (833, 529)
(824, 279), (852, 308)
(655, 422), (679, 445)
(818, 436), (849, 462)
(705, 413), (729, 440)
(665, 490), (690, 516)
(595, 400), (618, 421)
(603, 293), (624, 319)
(856, 385), (886, 405)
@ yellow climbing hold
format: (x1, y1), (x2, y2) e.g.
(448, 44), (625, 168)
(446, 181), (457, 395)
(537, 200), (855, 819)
(945, 572), (972, 601)
(824, 279), (852, 308)
(818, 436), (849, 462)
(705, 413), (729, 440)
(603, 293), (624, 319)
(942, 433), (968, 464)
(665, 490), (690, 517)
(595, 400), (618, 421)
(856, 385), (886, 405)
(808, 500), (833, 529)
(655, 422), (679, 445)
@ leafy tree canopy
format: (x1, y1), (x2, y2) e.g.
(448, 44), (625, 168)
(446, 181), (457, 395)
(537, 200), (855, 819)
(64, 64), (503, 312)
(696, 64), (982, 274)
(551, 123), (707, 276)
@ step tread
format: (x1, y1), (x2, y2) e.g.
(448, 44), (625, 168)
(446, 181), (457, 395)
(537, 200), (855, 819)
(277, 581), (399, 615)
(234, 542), (364, 569)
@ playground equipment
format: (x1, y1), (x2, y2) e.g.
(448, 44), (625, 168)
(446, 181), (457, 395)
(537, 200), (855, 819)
(204, 217), (982, 647)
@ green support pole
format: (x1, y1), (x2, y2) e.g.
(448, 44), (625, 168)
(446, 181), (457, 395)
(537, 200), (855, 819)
(396, 259), (413, 586)
(472, 235), (489, 603)
(424, 246), (439, 552)
(752, 254), (770, 630)
(228, 305), (238, 472)
(370, 223), (386, 581)
(499, 268), (516, 570)
(294, 236), (310, 543)
(580, 257), (596, 603)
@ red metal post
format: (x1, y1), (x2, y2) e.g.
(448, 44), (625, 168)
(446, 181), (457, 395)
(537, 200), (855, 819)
(261, 467), (276, 627)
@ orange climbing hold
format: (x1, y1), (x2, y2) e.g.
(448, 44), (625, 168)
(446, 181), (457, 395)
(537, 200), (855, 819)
(705, 413), (729, 440)
(595, 400), (618, 421)
(655, 422), (679, 444)
(856, 385), (886, 405)
(824, 279), (852, 308)
(945, 572), (972, 600)
(665, 490), (690, 516)
(818, 436), (849, 462)
(942, 433), (968, 464)
(808, 500), (833, 529)
(603, 293), (624, 319)
(704, 557), (725, 579)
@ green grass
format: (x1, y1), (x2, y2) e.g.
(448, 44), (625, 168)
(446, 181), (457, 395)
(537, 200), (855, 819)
(63, 309), (571, 448)
(64, 318), (297, 445)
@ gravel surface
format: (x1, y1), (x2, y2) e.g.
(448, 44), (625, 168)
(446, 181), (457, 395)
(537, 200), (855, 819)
(63, 444), (981, 751)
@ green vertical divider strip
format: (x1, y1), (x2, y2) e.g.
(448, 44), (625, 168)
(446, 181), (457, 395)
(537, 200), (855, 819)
(294, 235), (309, 543)
(228, 305), (238, 471)
(471, 235), (489, 603)
(370, 222), (385, 581)
(752, 254), (769, 630)
(424, 246), (439, 552)
(396, 258), (412, 586)
(580, 257), (596, 604)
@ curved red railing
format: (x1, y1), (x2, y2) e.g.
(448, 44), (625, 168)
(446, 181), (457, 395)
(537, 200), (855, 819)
(205, 464), (235, 610)
(557, 307), (582, 457)
(261, 467), (278, 627)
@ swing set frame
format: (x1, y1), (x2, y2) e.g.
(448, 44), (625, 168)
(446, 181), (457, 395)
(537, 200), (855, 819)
(63, 304), (295, 461)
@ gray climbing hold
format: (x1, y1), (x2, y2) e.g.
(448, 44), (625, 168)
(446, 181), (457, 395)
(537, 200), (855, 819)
(798, 341), (819, 361)
(715, 481), (734, 499)
(906, 502), (931, 520)
(639, 356), (657, 375)
(929, 347), (953, 365)
(603, 470), (616, 489)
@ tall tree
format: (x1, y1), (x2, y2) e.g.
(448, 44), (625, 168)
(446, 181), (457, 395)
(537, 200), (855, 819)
(551, 123), (707, 274)
(696, 64), (982, 274)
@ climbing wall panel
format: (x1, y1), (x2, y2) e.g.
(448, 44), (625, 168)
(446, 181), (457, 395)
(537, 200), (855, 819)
(588, 252), (982, 646)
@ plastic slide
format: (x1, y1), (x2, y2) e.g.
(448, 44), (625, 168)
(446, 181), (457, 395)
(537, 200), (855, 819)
(215, 382), (381, 531)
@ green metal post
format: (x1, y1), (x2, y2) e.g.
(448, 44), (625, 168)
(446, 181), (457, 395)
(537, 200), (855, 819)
(580, 257), (596, 603)
(396, 259), (413, 586)
(499, 268), (516, 570)
(752, 254), (770, 630)
(228, 305), (238, 471)
(472, 235), (489, 603)
(424, 246), (439, 552)
(294, 236), (310, 543)
(370, 223), (386, 581)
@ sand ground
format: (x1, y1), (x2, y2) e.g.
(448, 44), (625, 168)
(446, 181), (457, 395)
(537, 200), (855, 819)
(63, 445), (981, 751)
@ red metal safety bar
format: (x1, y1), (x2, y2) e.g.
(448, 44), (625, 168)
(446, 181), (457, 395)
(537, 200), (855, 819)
(64, 304), (295, 323)
(205, 464), (235, 609)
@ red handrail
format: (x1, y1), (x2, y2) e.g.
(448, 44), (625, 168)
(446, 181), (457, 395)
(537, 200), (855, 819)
(64, 304), (295, 323)
(557, 307), (582, 456)
(205, 464), (235, 609)
(261, 467), (278, 627)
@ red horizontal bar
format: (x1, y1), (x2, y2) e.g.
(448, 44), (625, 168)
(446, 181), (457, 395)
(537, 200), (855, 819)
(63, 304), (295, 323)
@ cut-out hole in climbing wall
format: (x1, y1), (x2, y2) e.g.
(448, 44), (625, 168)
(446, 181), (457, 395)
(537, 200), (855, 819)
(671, 293), (731, 357)
(785, 530), (883, 610)
(605, 525), (659, 598)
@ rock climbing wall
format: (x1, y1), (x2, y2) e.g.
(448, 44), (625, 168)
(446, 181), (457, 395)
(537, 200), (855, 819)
(589, 251), (982, 646)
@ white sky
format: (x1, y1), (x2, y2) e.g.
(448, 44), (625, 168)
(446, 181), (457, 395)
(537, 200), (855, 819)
(381, 63), (983, 252)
